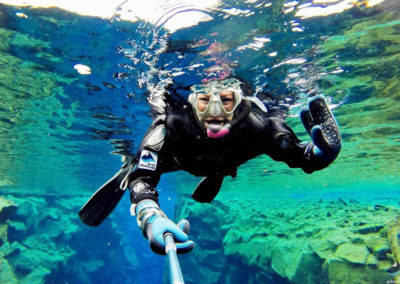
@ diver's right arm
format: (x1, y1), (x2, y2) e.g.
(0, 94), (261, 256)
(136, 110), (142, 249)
(128, 116), (194, 255)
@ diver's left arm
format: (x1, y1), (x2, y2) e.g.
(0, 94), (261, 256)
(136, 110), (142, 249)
(265, 96), (341, 173)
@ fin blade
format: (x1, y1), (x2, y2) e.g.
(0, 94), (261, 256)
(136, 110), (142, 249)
(191, 175), (224, 203)
(79, 180), (125, 226)
(79, 161), (134, 226)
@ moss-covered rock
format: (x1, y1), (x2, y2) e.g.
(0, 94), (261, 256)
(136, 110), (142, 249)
(13, 249), (45, 274)
(0, 241), (27, 257)
(172, 197), (227, 283)
(176, 198), (226, 248)
(386, 216), (400, 264)
(0, 258), (17, 284)
(172, 195), (400, 283)
(271, 239), (324, 283)
(0, 223), (8, 245)
(335, 243), (370, 265)
(19, 266), (51, 284)
(355, 224), (385, 234)
(325, 258), (392, 284)
(364, 235), (391, 260)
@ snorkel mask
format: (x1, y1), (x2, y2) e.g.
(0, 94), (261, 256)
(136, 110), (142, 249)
(188, 78), (243, 138)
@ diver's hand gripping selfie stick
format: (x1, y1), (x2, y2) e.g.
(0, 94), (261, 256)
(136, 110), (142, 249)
(164, 233), (185, 284)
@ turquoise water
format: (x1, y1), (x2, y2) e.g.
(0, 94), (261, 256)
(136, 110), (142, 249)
(0, 1), (399, 283)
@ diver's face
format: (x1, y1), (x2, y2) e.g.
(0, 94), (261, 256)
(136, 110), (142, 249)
(197, 91), (235, 128)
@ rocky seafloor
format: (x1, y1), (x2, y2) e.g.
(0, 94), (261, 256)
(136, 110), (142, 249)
(174, 195), (400, 284)
(0, 193), (399, 283)
(0, 194), (140, 284)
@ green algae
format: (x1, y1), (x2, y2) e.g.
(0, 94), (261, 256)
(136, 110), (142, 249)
(0, 258), (18, 284)
(386, 216), (400, 267)
(0, 27), (64, 189)
(0, 194), (141, 283)
(0, 19), (96, 195)
(174, 196), (398, 283)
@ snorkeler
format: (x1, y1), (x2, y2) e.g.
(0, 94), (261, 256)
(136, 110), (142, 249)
(79, 78), (341, 255)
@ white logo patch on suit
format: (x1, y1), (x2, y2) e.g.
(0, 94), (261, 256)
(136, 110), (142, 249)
(138, 150), (158, 171)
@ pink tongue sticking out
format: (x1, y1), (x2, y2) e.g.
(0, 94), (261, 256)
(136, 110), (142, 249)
(207, 126), (230, 138)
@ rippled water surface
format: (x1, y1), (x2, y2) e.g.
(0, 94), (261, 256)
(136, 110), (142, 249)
(0, 0), (398, 197)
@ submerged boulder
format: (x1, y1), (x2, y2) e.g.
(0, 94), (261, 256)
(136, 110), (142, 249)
(173, 197), (227, 283)
(325, 258), (392, 284)
(0, 196), (17, 222)
(271, 239), (324, 284)
(172, 195), (400, 284)
(0, 258), (18, 284)
(355, 224), (385, 234)
(335, 243), (369, 265)
(19, 266), (51, 284)
(0, 223), (8, 245)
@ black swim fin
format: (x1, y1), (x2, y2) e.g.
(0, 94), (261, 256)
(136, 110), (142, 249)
(79, 159), (135, 226)
(191, 175), (224, 203)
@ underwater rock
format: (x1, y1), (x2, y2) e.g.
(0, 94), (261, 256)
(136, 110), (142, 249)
(310, 231), (349, 257)
(176, 198), (226, 248)
(0, 258), (18, 284)
(373, 244), (391, 261)
(11, 197), (47, 231)
(0, 179), (13, 187)
(374, 204), (389, 211)
(366, 253), (379, 267)
(275, 232), (287, 238)
(0, 241), (26, 257)
(178, 252), (222, 284)
(271, 239), (324, 283)
(173, 197), (227, 283)
(196, 248), (225, 272)
(47, 207), (62, 220)
(0, 223), (7, 245)
(335, 219), (347, 227)
(334, 243), (369, 265)
(350, 235), (364, 244)
(14, 249), (42, 274)
(337, 198), (348, 206)
(7, 220), (27, 242)
(19, 266), (51, 284)
(325, 258), (392, 284)
(39, 219), (64, 239)
(81, 258), (105, 273)
(224, 234), (277, 267)
(0, 196), (17, 221)
(172, 195), (400, 283)
(386, 216), (400, 267)
(0, 194), (117, 284)
(355, 224), (384, 234)
(13, 248), (65, 274)
(364, 235), (391, 260)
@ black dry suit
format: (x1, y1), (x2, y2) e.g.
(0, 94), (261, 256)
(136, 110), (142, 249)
(128, 98), (331, 205)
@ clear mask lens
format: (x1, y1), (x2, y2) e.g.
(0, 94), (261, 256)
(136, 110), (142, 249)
(190, 79), (242, 118)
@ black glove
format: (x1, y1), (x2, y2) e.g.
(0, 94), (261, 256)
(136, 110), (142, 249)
(300, 95), (341, 162)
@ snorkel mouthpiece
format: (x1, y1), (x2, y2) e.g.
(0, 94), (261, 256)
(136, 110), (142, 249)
(188, 78), (243, 139)
(207, 125), (230, 138)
